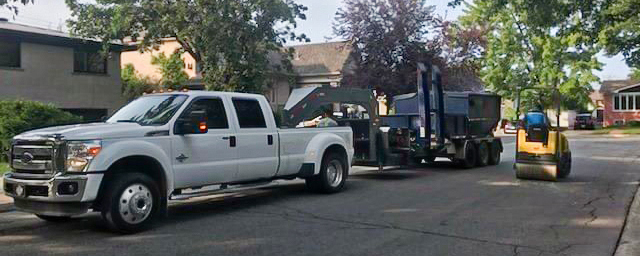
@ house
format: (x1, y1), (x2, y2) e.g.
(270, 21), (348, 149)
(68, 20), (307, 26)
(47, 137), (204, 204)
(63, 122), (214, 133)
(120, 38), (199, 82)
(120, 40), (354, 109)
(600, 80), (640, 126)
(0, 19), (128, 121)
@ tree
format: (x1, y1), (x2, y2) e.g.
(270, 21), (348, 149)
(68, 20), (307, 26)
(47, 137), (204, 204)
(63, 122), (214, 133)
(629, 68), (640, 82)
(151, 50), (189, 90)
(598, 0), (640, 68)
(65, 0), (309, 93)
(333, 0), (440, 96)
(121, 64), (155, 101)
(1, 0), (32, 14)
(459, 0), (600, 111)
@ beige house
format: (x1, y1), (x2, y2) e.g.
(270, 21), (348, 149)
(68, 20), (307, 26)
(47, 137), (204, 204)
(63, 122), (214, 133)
(120, 40), (354, 109)
(0, 19), (128, 120)
(120, 38), (199, 82)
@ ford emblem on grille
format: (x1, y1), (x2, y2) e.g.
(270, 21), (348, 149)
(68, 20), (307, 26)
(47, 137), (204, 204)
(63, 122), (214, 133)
(21, 152), (34, 164)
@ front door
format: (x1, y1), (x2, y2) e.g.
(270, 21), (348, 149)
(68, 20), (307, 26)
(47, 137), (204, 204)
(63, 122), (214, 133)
(230, 97), (279, 181)
(172, 97), (238, 189)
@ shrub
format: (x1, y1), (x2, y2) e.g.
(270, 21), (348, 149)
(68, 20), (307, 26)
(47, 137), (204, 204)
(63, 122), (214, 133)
(627, 120), (640, 127)
(0, 100), (83, 161)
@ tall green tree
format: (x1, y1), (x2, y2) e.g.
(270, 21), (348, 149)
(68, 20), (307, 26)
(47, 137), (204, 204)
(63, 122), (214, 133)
(598, 0), (640, 68)
(333, 0), (439, 96)
(458, 0), (601, 111)
(65, 0), (308, 93)
(151, 50), (189, 90)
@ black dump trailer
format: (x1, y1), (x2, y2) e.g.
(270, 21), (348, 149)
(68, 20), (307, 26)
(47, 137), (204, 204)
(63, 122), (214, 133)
(282, 62), (503, 169)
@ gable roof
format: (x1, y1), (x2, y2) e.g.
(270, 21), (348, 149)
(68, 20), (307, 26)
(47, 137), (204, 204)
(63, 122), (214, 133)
(600, 80), (639, 94)
(288, 41), (352, 76)
(0, 20), (131, 51)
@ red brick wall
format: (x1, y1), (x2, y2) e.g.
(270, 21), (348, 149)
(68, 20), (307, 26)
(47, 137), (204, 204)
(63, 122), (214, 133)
(603, 93), (640, 126)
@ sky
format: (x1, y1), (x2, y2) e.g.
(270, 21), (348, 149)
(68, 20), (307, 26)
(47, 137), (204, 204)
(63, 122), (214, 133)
(0, 0), (631, 86)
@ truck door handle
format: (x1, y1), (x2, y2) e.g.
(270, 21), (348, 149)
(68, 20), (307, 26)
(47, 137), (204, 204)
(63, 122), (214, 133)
(222, 136), (237, 147)
(267, 135), (273, 145)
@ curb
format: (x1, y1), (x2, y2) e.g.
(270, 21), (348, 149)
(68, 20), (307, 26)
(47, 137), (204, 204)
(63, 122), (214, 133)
(0, 201), (14, 213)
(0, 177), (14, 213)
(614, 181), (640, 256)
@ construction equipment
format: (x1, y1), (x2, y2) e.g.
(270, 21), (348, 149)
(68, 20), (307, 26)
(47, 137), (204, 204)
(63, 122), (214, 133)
(282, 62), (503, 169)
(514, 88), (571, 181)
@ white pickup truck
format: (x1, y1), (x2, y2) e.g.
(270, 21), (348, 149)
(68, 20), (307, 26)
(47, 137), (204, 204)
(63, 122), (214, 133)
(3, 91), (353, 232)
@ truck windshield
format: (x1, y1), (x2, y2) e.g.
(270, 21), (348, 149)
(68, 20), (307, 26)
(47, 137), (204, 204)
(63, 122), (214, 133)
(107, 95), (188, 126)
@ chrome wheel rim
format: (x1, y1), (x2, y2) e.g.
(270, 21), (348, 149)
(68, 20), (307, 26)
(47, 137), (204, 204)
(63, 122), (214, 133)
(326, 159), (343, 187)
(119, 183), (153, 224)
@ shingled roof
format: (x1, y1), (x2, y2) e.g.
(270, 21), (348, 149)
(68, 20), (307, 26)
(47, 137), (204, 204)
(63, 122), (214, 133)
(600, 80), (638, 94)
(288, 41), (352, 75)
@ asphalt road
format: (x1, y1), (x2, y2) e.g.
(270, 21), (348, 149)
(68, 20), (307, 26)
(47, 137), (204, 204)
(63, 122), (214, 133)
(0, 134), (639, 256)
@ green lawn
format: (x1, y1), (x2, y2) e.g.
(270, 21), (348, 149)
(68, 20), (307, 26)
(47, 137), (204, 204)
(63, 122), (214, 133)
(591, 127), (640, 135)
(0, 162), (9, 176)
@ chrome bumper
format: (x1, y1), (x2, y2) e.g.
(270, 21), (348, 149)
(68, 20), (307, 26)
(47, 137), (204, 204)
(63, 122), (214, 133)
(3, 172), (103, 216)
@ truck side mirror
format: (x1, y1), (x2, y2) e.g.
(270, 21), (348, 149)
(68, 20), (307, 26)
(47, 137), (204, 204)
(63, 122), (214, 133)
(175, 110), (208, 135)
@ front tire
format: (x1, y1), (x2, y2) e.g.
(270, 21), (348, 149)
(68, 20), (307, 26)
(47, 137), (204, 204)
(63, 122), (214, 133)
(305, 152), (348, 193)
(101, 173), (161, 233)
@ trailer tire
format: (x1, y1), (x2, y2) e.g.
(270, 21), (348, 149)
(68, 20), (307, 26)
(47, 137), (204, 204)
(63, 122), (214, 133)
(101, 172), (161, 234)
(459, 142), (477, 169)
(476, 141), (490, 167)
(488, 140), (501, 165)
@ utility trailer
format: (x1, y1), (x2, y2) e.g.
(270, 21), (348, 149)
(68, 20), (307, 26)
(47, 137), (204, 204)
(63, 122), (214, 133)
(282, 62), (503, 169)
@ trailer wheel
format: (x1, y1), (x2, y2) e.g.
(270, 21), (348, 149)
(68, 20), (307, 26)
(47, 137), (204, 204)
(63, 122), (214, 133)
(476, 141), (490, 167)
(488, 140), (501, 165)
(459, 142), (477, 169)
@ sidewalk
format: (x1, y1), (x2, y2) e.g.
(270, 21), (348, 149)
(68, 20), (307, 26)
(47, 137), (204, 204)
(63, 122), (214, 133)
(615, 182), (640, 256)
(0, 177), (14, 212)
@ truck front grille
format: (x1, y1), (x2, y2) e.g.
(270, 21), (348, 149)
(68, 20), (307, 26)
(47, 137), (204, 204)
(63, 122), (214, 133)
(11, 142), (58, 176)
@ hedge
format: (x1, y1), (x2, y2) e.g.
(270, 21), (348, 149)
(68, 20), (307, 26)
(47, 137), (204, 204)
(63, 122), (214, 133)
(0, 100), (83, 161)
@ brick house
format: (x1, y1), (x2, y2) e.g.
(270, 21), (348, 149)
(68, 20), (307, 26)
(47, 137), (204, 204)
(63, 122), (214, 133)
(600, 80), (640, 126)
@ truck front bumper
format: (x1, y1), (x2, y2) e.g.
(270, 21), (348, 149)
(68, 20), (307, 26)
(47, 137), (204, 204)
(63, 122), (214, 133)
(3, 172), (103, 216)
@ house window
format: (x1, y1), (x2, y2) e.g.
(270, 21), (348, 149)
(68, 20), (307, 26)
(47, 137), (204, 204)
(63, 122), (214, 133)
(613, 93), (640, 111)
(74, 49), (106, 74)
(0, 38), (20, 68)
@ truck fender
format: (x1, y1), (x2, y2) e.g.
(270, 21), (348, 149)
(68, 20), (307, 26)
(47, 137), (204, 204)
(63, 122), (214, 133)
(87, 140), (174, 198)
(303, 133), (351, 176)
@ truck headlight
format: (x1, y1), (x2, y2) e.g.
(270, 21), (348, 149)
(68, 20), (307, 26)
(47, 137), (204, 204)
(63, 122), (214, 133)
(66, 140), (102, 173)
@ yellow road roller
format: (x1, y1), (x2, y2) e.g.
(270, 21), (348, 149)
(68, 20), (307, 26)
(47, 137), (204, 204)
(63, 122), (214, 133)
(514, 89), (571, 181)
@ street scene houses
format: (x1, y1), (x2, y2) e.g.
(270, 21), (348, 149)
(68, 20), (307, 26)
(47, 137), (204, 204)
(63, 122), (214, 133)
(4, 1), (640, 255)
(0, 19), (128, 121)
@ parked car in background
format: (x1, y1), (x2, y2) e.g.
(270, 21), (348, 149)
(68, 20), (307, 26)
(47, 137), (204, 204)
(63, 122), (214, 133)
(504, 121), (518, 134)
(574, 113), (595, 130)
